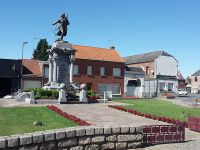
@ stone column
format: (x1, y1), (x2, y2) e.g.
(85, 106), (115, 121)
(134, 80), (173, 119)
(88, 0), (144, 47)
(69, 54), (75, 83)
(48, 59), (53, 82)
(53, 59), (57, 82)
(57, 62), (59, 82)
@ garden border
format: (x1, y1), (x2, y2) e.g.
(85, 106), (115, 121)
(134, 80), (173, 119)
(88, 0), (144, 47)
(188, 115), (200, 132)
(47, 105), (91, 126)
(108, 105), (185, 145)
(108, 105), (188, 127)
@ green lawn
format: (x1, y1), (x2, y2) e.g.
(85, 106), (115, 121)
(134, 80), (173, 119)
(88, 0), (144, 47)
(117, 99), (200, 121)
(0, 107), (77, 136)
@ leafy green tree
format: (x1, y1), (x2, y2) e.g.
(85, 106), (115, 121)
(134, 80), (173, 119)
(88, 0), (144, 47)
(32, 39), (51, 61)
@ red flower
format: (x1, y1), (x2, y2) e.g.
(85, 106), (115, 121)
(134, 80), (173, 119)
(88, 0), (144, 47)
(47, 105), (91, 126)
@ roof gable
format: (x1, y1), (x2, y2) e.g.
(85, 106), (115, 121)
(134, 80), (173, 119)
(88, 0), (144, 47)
(192, 69), (200, 76)
(177, 71), (185, 80)
(73, 45), (125, 63)
(23, 59), (41, 76)
(124, 51), (173, 64)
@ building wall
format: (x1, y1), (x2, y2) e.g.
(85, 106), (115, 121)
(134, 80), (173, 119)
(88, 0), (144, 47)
(0, 59), (21, 97)
(157, 79), (178, 95)
(23, 79), (42, 89)
(124, 71), (144, 98)
(73, 59), (124, 95)
(143, 79), (178, 98)
(178, 80), (186, 90)
(155, 56), (178, 77)
(0, 126), (143, 150)
(191, 75), (200, 92)
(128, 61), (155, 78)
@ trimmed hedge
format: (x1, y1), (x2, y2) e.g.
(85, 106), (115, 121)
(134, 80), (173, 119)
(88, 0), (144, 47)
(24, 88), (59, 99)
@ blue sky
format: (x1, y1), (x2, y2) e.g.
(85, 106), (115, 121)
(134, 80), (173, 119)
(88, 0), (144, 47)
(0, 0), (200, 77)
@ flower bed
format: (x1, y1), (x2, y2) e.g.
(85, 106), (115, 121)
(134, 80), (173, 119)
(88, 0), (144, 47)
(160, 93), (175, 99)
(108, 105), (188, 127)
(47, 105), (91, 126)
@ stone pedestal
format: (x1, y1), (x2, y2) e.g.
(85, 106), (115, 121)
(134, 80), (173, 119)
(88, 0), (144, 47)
(44, 41), (76, 90)
(58, 89), (67, 103)
(80, 89), (87, 102)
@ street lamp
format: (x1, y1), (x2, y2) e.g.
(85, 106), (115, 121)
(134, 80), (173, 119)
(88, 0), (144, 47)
(21, 42), (28, 89)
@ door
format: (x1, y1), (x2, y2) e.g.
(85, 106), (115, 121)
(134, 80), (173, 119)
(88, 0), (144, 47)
(0, 77), (11, 97)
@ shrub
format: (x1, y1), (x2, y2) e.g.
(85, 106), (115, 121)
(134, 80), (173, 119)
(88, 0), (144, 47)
(52, 90), (59, 99)
(87, 90), (96, 97)
(24, 88), (59, 99)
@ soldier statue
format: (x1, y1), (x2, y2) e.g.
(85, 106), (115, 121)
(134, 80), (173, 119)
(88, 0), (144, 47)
(52, 13), (70, 40)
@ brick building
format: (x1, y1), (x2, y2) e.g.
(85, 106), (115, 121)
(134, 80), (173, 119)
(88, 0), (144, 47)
(191, 69), (200, 93)
(22, 59), (48, 89)
(124, 51), (178, 97)
(72, 45), (125, 96)
(0, 59), (21, 97)
(177, 71), (186, 90)
(21, 45), (125, 96)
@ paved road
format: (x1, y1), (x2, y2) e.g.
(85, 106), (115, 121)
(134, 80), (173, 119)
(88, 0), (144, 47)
(175, 93), (200, 102)
(163, 93), (200, 107)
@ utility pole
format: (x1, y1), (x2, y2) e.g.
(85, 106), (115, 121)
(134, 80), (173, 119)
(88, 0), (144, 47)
(21, 42), (28, 89)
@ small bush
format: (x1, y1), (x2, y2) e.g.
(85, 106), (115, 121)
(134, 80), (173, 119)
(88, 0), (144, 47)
(41, 96), (49, 99)
(87, 90), (96, 97)
(34, 95), (41, 100)
(52, 90), (59, 99)
(24, 88), (59, 99)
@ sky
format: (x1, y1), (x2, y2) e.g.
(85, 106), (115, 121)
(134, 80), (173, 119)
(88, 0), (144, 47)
(0, 0), (200, 77)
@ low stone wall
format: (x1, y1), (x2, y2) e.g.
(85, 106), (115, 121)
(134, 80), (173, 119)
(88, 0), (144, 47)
(35, 99), (57, 104)
(0, 126), (143, 150)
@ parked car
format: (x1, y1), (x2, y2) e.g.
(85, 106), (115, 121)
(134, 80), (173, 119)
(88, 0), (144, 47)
(177, 89), (187, 96)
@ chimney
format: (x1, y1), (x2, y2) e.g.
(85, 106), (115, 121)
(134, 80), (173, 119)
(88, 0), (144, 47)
(110, 46), (115, 49)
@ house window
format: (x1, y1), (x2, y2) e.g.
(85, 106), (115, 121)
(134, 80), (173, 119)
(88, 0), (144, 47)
(87, 66), (93, 75)
(44, 67), (49, 78)
(113, 68), (121, 77)
(168, 83), (173, 91)
(159, 83), (165, 91)
(195, 76), (198, 82)
(146, 66), (150, 77)
(100, 67), (105, 76)
(112, 84), (120, 94)
(98, 84), (120, 95)
(73, 65), (79, 75)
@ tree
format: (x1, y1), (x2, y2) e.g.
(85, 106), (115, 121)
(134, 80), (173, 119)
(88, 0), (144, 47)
(32, 39), (51, 61)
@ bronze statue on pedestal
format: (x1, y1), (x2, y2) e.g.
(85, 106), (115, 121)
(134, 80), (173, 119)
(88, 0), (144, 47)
(52, 13), (70, 41)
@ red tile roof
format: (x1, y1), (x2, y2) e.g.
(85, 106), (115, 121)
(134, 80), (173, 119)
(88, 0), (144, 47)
(22, 59), (41, 76)
(22, 45), (124, 77)
(72, 45), (125, 63)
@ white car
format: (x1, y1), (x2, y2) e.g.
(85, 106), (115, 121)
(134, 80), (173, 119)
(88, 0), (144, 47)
(177, 89), (187, 96)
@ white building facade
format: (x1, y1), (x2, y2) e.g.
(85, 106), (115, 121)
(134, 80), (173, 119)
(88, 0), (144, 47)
(124, 66), (145, 98)
(124, 51), (178, 98)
